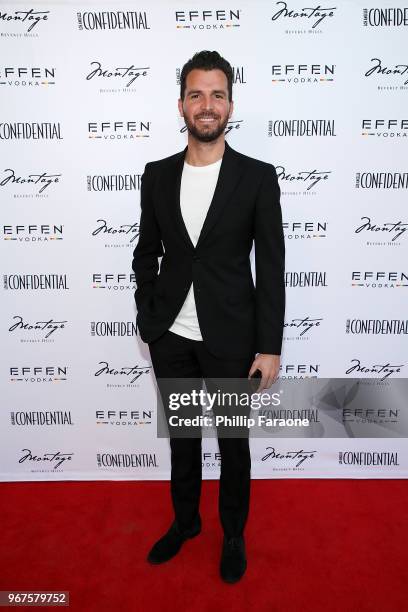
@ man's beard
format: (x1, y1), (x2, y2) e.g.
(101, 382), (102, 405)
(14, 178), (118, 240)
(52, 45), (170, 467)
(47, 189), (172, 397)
(183, 112), (230, 143)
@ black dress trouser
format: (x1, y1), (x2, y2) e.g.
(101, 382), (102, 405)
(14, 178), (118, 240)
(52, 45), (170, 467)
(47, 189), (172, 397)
(148, 329), (255, 539)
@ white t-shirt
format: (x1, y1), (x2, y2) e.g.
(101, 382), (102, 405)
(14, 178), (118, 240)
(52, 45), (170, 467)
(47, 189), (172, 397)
(169, 157), (222, 340)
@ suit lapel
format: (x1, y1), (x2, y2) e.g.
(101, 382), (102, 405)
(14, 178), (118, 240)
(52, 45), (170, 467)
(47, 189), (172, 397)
(169, 140), (243, 251)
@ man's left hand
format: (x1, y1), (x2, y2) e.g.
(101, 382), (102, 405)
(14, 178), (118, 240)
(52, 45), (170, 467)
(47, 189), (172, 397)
(248, 354), (280, 392)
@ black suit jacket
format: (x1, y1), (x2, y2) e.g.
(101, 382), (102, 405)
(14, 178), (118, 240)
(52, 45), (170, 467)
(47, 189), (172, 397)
(132, 140), (285, 359)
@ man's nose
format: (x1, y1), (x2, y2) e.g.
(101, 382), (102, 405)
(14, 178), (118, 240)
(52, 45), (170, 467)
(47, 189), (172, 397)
(201, 95), (214, 110)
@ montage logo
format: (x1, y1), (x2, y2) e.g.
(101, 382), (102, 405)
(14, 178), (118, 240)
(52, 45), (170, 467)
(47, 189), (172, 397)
(0, 167), (61, 198)
(361, 119), (408, 138)
(345, 318), (408, 336)
(9, 365), (68, 383)
(0, 66), (56, 88)
(261, 446), (317, 470)
(77, 10), (150, 31)
(283, 315), (323, 342)
(91, 219), (139, 248)
(283, 220), (327, 240)
(91, 273), (135, 290)
(270, 1), (337, 34)
(2, 223), (64, 243)
(272, 63), (335, 85)
(95, 408), (153, 427)
(354, 215), (408, 246)
(363, 7), (408, 27)
(268, 119), (336, 137)
(94, 360), (152, 387)
(18, 448), (73, 471)
(275, 165), (332, 195)
(351, 271), (408, 289)
(87, 172), (142, 193)
(364, 57), (408, 90)
(85, 61), (150, 92)
(175, 8), (241, 30)
(88, 120), (150, 140)
(9, 314), (68, 343)
(344, 358), (404, 381)
(0, 8), (50, 35)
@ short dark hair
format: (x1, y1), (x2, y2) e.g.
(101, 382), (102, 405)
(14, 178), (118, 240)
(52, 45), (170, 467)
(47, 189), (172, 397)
(180, 50), (233, 102)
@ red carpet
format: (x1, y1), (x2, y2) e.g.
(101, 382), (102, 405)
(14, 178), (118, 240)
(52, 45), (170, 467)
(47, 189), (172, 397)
(0, 479), (406, 612)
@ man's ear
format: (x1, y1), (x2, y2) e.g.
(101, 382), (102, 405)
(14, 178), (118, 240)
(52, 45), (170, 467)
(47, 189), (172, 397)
(178, 98), (184, 117)
(229, 99), (234, 118)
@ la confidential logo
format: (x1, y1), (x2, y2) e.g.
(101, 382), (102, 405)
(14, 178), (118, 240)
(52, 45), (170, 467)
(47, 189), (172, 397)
(0, 168), (61, 196)
(345, 319), (408, 335)
(90, 321), (137, 337)
(285, 271), (327, 287)
(275, 165), (332, 193)
(87, 173), (142, 192)
(0, 122), (62, 140)
(3, 274), (68, 290)
(0, 66), (55, 87)
(77, 11), (150, 31)
(88, 121), (150, 139)
(175, 9), (241, 29)
(338, 451), (399, 466)
(355, 172), (408, 189)
(0, 8), (50, 33)
(268, 119), (336, 137)
(96, 452), (158, 468)
(363, 8), (408, 27)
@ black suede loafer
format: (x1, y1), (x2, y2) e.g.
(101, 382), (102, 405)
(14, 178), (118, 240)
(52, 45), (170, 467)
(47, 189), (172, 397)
(147, 518), (201, 564)
(220, 535), (247, 583)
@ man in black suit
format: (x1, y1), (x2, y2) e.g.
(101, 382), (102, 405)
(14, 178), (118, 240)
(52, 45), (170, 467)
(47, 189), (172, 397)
(132, 50), (285, 583)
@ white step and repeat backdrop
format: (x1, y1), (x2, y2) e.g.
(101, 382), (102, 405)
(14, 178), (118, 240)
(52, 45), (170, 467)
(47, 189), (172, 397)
(1, 1), (407, 481)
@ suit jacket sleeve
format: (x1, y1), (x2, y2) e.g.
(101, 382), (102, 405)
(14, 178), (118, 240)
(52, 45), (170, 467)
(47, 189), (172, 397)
(132, 162), (163, 312)
(254, 164), (285, 355)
